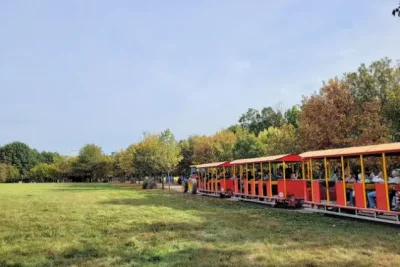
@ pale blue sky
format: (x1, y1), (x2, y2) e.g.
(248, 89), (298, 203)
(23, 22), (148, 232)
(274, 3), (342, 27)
(1, 0), (400, 155)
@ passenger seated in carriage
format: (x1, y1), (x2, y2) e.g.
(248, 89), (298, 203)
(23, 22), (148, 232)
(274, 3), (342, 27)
(368, 170), (400, 209)
(331, 171), (339, 181)
(255, 170), (262, 180)
(346, 174), (357, 206)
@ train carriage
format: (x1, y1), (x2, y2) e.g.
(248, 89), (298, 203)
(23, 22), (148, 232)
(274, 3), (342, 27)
(194, 161), (234, 197)
(186, 143), (400, 225)
(300, 143), (400, 224)
(230, 154), (305, 207)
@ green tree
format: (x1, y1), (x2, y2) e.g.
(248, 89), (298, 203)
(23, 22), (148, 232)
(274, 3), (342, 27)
(238, 107), (284, 136)
(192, 135), (217, 164)
(73, 144), (104, 182)
(0, 163), (20, 183)
(284, 105), (300, 128)
(114, 145), (136, 178)
(133, 133), (160, 179)
(29, 163), (57, 182)
(52, 155), (73, 182)
(343, 58), (400, 140)
(226, 124), (242, 134)
(92, 155), (115, 182)
(259, 124), (299, 155)
(177, 137), (195, 176)
(38, 151), (59, 164)
(156, 129), (182, 189)
(212, 130), (236, 161)
(233, 129), (264, 159)
(0, 142), (39, 176)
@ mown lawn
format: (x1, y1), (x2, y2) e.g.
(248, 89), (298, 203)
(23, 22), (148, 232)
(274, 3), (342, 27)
(0, 184), (399, 267)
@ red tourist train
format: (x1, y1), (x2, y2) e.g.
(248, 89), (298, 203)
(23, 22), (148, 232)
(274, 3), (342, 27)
(189, 143), (400, 225)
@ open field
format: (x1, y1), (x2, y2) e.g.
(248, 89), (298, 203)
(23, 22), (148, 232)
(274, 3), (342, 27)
(0, 184), (399, 267)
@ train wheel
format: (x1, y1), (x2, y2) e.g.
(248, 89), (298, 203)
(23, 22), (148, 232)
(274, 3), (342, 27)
(295, 202), (303, 209)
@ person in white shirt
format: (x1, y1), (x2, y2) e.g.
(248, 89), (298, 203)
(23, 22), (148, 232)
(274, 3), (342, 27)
(371, 171), (384, 183)
(369, 170), (400, 209)
(345, 174), (356, 183)
(370, 172), (376, 179)
(388, 170), (400, 184)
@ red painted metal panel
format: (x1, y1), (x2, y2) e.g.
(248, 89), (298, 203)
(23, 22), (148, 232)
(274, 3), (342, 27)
(277, 180), (286, 198)
(251, 180), (256, 196)
(376, 183), (389, 211)
(224, 180), (233, 191)
(312, 181), (321, 203)
(266, 181), (272, 197)
(233, 178), (238, 193)
(244, 180), (248, 195)
(285, 180), (306, 198)
(306, 187), (312, 201)
(278, 154), (303, 162)
(258, 180), (263, 197)
(354, 183), (365, 208)
(335, 182), (346, 206)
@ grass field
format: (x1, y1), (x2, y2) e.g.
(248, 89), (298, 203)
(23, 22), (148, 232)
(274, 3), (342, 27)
(0, 184), (399, 267)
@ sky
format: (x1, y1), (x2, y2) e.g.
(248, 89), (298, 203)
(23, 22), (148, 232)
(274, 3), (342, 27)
(1, 0), (400, 155)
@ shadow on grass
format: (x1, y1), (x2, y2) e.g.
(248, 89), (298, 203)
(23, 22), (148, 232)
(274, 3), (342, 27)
(43, 245), (249, 267)
(33, 184), (400, 266)
(49, 183), (131, 192)
(100, 191), (400, 252)
(40, 242), (378, 267)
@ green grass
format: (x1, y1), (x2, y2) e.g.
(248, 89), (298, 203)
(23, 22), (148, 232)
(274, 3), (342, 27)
(0, 184), (399, 267)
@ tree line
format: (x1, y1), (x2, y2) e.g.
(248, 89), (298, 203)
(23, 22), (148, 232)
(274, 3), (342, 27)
(1, 58), (400, 182)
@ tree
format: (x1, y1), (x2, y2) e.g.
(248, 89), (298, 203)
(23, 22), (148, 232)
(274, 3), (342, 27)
(92, 155), (114, 182)
(38, 151), (59, 164)
(386, 85), (400, 141)
(238, 107), (283, 136)
(259, 124), (299, 155)
(239, 108), (261, 134)
(52, 155), (73, 182)
(73, 144), (104, 182)
(343, 58), (400, 141)
(133, 133), (160, 179)
(260, 106), (284, 130)
(192, 135), (217, 164)
(177, 137), (195, 176)
(0, 163), (20, 183)
(29, 163), (57, 182)
(233, 128), (264, 159)
(114, 145), (136, 178)
(284, 105), (300, 128)
(212, 130), (236, 161)
(226, 124), (242, 134)
(0, 142), (39, 176)
(156, 129), (182, 189)
(298, 78), (389, 151)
